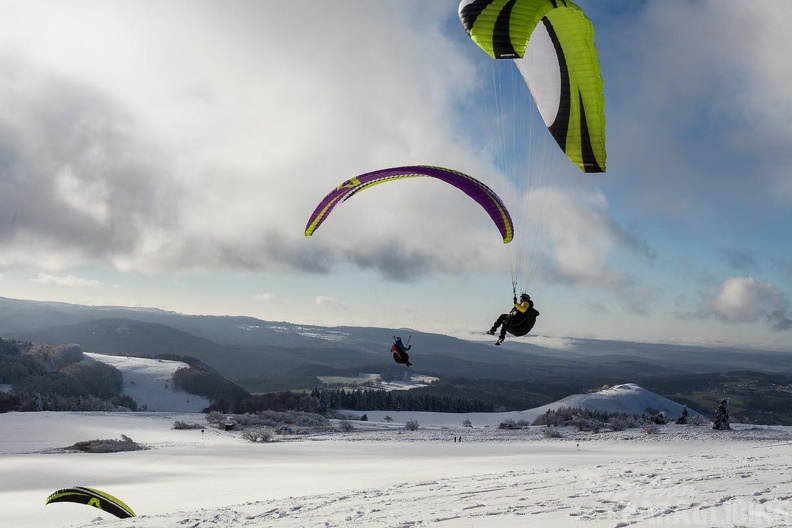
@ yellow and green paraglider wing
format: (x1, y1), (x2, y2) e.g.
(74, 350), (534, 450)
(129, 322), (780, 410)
(45, 486), (136, 519)
(459, 0), (606, 173)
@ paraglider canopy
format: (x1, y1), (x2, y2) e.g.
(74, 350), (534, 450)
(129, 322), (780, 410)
(459, 0), (606, 174)
(305, 165), (514, 243)
(45, 486), (136, 519)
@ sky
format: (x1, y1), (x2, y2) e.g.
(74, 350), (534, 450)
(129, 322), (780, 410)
(0, 0), (791, 350)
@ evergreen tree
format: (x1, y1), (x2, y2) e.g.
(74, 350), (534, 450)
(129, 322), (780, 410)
(712, 399), (731, 430)
(675, 405), (689, 425)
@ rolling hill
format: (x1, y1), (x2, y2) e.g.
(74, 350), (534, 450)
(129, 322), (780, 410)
(2, 296), (792, 422)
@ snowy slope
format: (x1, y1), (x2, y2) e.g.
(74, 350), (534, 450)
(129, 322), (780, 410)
(84, 352), (211, 412)
(3, 355), (788, 528)
(2, 411), (791, 528)
(528, 382), (699, 418)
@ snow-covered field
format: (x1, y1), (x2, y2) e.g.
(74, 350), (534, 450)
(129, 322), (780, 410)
(2, 411), (792, 528)
(2, 354), (791, 527)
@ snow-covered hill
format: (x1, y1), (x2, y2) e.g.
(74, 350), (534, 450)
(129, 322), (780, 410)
(84, 352), (211, 412)
(529, 382), (699, 418)
(358, 383), (700, 427)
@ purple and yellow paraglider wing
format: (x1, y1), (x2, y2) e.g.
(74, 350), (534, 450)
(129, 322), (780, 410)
(304, 165), (513, 243)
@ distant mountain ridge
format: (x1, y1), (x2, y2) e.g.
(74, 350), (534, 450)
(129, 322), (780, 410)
(3, 295), (790, 374)
(2, 296), (792, 423)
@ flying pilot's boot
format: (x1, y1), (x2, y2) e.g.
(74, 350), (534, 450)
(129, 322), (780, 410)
(486, 328), (495, 335)
(495, 337), (504, 346)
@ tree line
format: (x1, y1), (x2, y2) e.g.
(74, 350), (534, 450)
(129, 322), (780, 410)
(310, 388), (495, 413)
(207, 387), (495, 415)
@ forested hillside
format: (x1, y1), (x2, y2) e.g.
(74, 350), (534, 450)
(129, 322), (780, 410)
(0, 338), (248, 412)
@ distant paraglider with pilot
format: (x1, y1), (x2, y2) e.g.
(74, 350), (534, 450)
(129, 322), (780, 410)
(391, 336), (412, 367)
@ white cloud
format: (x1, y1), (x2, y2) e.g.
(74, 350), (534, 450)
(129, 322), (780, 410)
(255, 293), (279, 302)
(527, 187), (656, 314)
(0, 2), (489, 277)
(315, 296), (349, 312)
(54, 165), (110, 224)
(30, 273), (103, 288)
(698, 276), (792, 331)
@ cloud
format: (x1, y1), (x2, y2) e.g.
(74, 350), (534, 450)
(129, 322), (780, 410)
(254, 292), (288, 306)
(0, 2), (492, 278)
(692, 276), (792, 331)
(0, 57), (178, 271)
(254, 293), (279, 302)
(531, 187), (656, 314)
(31, 273), (103, 288)
(599, 1), (792, 216)
(315, 296), (349, 312)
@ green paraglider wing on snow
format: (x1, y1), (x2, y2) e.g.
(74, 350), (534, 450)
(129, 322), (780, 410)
(45, 486), (136, 519)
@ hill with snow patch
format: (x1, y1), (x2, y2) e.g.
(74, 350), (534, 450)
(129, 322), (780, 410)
(527, 382), (701, 419)
(84, 353), (211, 412)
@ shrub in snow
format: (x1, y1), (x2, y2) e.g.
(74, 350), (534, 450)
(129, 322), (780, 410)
(173, 421), (204, 430)
(338, 420), (355, 432)
(498, 419), (531, 430)
(383, 416), (393, 422)
(542, 426), (562, 438)
(608, 416), (629, 431)
(65, 434), (145, 453)
(360, 414), (368, 421)
(462, 419), (473, 428)
(643, 422), (659, 435)
(405, 419), (420, 431)
(532, 410), (566, 427)
(241, 427), (275, 443)
(712, 399), (731, 430)
(205, 411), (224, 423)
(573, 417), (604, 433)
(553, 406), (576, 421)
(233, 413), (264, 426)
(650, 412), (666, 425)
(207, 411), (331, 431)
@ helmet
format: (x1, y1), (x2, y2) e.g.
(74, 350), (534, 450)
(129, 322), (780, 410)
(520, 293), (530, 301)
(395, 336), (402, 341)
